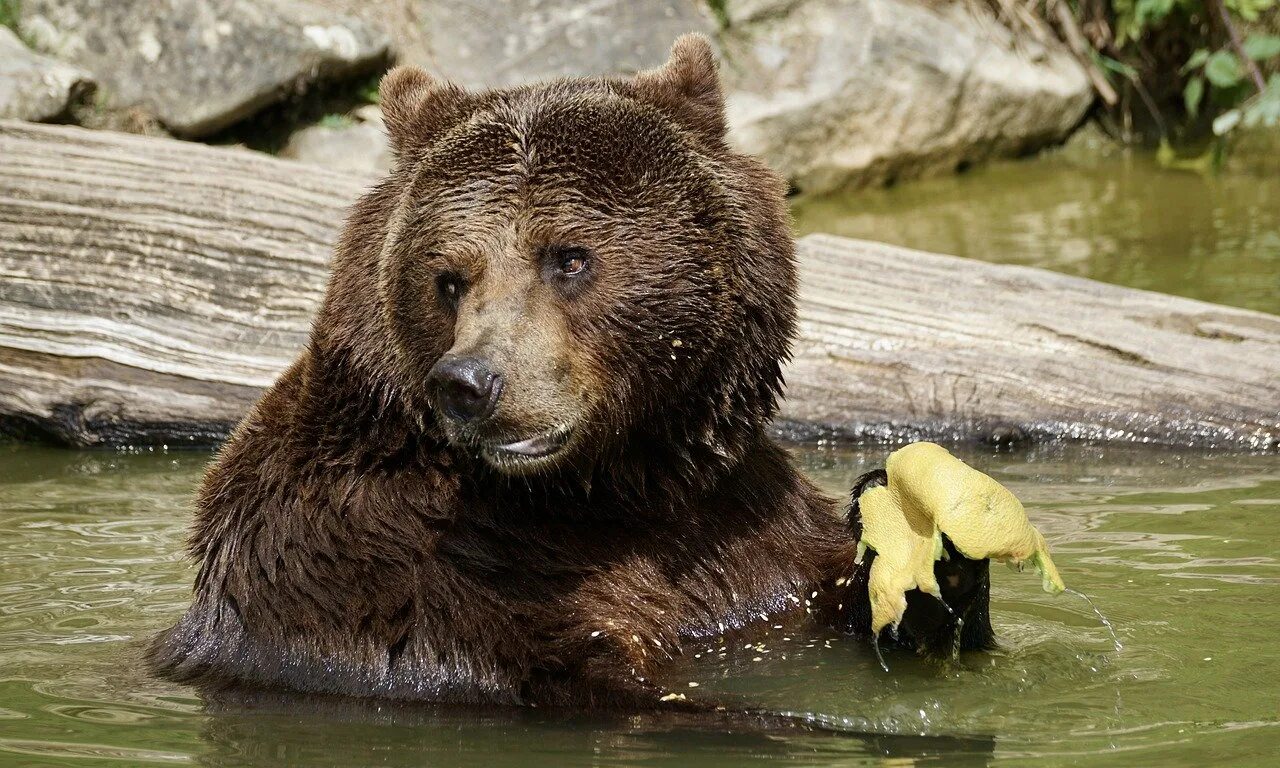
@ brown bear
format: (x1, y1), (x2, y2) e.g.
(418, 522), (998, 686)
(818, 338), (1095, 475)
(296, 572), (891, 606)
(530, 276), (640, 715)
(148, 34), (992, 710)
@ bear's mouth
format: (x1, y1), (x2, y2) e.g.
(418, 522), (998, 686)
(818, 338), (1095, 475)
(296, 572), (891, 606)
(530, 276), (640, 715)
(482, 424), (575, 469)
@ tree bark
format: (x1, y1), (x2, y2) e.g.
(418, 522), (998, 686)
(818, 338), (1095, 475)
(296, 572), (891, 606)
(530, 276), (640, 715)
(781, 235), (1279, 448)
(1, 121), (1276, 449)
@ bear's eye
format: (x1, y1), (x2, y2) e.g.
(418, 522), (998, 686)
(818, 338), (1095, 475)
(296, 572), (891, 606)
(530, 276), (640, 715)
(436, 273), (464, 308)
(540, 246), (593, 296)
(552, 247), (590, 277)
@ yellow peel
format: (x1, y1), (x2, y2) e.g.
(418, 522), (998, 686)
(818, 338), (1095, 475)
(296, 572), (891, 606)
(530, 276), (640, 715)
(860, 442), (1065, 634)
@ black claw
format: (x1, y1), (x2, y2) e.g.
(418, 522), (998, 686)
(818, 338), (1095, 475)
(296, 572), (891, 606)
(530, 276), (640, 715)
(849, 468), (889, 502)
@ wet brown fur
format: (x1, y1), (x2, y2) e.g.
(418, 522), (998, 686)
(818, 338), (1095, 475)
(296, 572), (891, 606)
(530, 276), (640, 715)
(148, 36), (992, 709)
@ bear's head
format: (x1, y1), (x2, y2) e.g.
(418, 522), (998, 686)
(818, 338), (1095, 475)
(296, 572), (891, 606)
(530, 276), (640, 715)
(329, 35), (794, 489)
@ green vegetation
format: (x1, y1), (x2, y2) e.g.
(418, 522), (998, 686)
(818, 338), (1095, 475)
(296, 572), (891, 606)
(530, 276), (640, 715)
(1064, 0), (1280, 149)
(357, 72), (381, 105)
(317, 113), (355, 129)
(0, 0), (20, 32)
(706, 0), (730, 29)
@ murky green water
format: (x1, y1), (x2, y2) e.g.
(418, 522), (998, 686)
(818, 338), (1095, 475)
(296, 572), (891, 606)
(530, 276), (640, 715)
(792, 132), (1280, 315)
(2, 443), (1277, 766)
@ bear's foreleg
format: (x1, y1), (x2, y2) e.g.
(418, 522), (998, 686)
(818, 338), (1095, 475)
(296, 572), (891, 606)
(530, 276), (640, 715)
(812, 468), (997, 658)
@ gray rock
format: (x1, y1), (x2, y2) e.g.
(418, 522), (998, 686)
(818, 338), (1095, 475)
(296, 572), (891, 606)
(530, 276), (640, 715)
(16, 0), (389, 137)
(720, 0), (804, 24)
(719, 0), (1094, 195)
(307, 0), (432, 66)
(311, 0), (717, 81)
(315, 0), (1088, 190)
(0, 26), (93, 121)
(413, 0), (716, 88)
(281, 113), (390, 176)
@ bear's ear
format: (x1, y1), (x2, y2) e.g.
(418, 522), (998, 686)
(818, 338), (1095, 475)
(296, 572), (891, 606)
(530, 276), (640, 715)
(631, 34), (727, 144)
(379, 65), (472, 159)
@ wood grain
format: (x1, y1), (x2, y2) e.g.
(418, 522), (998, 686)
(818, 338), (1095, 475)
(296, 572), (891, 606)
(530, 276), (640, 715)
(782, 235), (1279, 448)
(1, 120), (1276, 449)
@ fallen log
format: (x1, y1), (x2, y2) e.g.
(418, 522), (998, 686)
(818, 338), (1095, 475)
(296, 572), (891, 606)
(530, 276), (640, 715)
(1, 121), (1277, 449)
(783, 236), (1279, 448)
(0, 121), (359, 445)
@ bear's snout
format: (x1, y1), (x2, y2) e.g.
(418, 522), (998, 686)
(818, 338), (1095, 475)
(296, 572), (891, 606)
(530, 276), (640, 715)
(428, 354), (504, 424)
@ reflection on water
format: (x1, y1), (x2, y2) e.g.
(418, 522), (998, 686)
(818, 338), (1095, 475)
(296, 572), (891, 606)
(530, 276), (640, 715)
(0, 443), (1277, 767)
(792, 132), (1280, 315)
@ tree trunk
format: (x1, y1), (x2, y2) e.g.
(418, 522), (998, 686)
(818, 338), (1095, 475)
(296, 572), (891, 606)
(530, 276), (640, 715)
(782, 235), (1278, 448)
(1, 121), (1276, 449)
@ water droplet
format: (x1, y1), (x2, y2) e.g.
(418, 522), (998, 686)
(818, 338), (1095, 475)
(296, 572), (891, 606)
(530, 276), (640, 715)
(1064, 588), (1123, 651)
(872, 635), (889, 672)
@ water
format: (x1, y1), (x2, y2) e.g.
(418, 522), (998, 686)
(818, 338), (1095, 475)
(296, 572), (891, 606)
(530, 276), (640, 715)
(792, 132), (1280, 315)
(2, 442), (1277, 767)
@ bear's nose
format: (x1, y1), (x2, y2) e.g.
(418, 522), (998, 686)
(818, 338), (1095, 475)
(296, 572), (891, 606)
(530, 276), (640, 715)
(428, 355), (503, 423)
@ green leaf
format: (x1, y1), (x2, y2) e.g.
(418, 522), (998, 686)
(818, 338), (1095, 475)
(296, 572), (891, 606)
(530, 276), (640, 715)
(1204, 52), (1244, 89)
(1242, 35), (1280, 62)
(1135, 0), (1177, 25)
(1213, 108), (1242, 136)
(318, 114), (354, 129)
(1096, 54), (1139, 80)
(1242, 75), (1280, 128)
(1181, 49), (1211, 74)
(1184, 75), (1205, 118)
(1225, 0), (1278, 23)
(0, 0), (21, 32)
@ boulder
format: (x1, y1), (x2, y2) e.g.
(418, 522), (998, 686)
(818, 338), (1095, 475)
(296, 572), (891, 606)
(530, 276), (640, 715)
(290, 1), (717, 179)
(0, 26), (93, 121)
(313, 0), (1090, 190)
(281, 111), (390, 175)
(1, 121), (1276, 450)
(15, 0), (389, 137)
(418, 0), (716, 87)
(313, 0), (717, 87)
(718, 0), (1094, 195)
